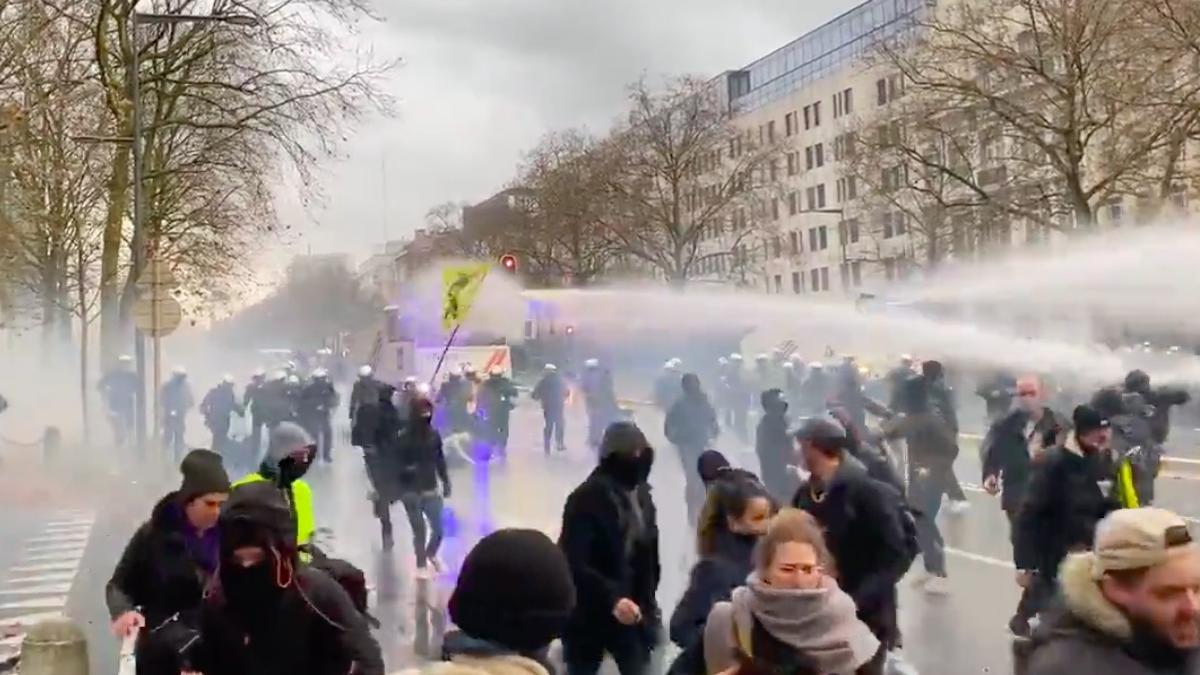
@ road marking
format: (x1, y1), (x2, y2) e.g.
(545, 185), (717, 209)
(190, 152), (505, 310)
(0, 584), (72, 596)
(9, 562), (79, 574)
(0, 612), (62, 630)
(945, 547), (1015, 569)
(0, 597), (69, 611)
(25, 534), (90, 545)
(5, 574), (77, 585)
(17, 553), (81, 565)
(24, 543), (88, 556)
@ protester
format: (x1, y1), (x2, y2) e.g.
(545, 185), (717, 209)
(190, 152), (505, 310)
(1123, 369), (1191, 445)
(232, 422), (318, 558)
(298, 369), (339, 463)
(921, 360), (970, 513)
(1025, 508), (1200, 675)
(791, 417), (912, 652)
(559, 421), (661, 675)
(368, 384), (405, 551)
(1012, 404), (1121, 638)
(106, 449), (230, 675)
(703, 508), (883, 675)
(754, 389), (794, 503)
(533, 364), (569, 454)
(478, 367), (519, 456)
(201, 375), (244, 462)
(669, 475), (774, 675)
(410, 529), (576, 675)
(188, 482), (384, 675)
(397, 395), (451, 578)
(665, 373), (720, 522)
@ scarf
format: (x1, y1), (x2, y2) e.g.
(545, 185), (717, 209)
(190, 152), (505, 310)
(171, 503), (220, 575)
(730, 573), (879, 674)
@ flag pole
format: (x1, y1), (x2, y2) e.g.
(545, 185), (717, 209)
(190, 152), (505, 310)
(430, 323), (463, 385)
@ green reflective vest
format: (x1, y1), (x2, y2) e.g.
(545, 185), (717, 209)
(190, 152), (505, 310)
(231, 473), (315, 555)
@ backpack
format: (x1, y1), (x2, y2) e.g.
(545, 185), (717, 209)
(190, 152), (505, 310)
(308, 552), (379, 628)
(846, 475), (920, 577)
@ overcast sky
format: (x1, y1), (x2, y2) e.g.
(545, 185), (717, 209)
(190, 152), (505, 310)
(274, 0), (862, 269)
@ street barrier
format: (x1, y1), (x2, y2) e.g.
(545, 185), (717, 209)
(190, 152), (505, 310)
(17, 618), (88, 675)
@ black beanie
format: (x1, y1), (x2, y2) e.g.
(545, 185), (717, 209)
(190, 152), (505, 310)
(448, 529), (576, 652)
(179, 449), (231, 502)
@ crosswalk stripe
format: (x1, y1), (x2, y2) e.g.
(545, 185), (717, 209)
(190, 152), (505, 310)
(17, 553), (81, 565)
(0, 596), (68, 610)
(44, 520), (94, 529)
(0, 584), (72, 596)
(9, 562), (79, 574)
(0, 611), (63, 629)
(5, 574), (76, 585)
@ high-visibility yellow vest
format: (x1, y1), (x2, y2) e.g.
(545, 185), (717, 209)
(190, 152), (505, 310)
(231, 473), (315, 557)
(1116, 458), (1140, 509)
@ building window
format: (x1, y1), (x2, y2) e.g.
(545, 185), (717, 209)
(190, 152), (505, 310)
(840, 263), (850, 289)
(882, 212), (895, 239)
(833, 88), (854, 118)
(771, 198), (780, 220)
(895, 212), (908, 235)
(805, 146), (814, 171)
(815, 144), (824, 168)
(881, 165), (905, 192)
(785, 112), (797, 137)
(852, 261), (862, 286)
(792, 271), (802, 294)
(770, 159), (780, 182)
(772, 235), (782, 258)
(768, 120), (777, 144)
(806, 187), (816, 211)
(877, 75), (904, 106)
(816, 184), (827, 209)
(787, 152), (799, 176)
(803, 104), (812, 130)
(845, 218), (860, 243)
(811, 268), (820, 292)
(806, 144), (825, 170)
(790, 231), (800, 254)
(836, 176), (857, 202)
(877, 78), (888, 106)
(774, 274), (783, 293)
(833, 132), (858, 161)
(818, 225), (828, 250)
(820, 267), (830, 291)
(809, 227), (818, 251)
(788, 192), (799, 216)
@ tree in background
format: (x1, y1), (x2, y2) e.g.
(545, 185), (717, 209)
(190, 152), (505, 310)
(602, 76), (787, 286)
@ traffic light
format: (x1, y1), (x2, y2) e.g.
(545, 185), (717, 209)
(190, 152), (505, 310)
(499, 254), (518, 274)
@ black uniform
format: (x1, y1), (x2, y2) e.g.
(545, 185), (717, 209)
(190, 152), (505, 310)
(99, 367), (140, 446)
(106, 492), (218, 675)
(754, 391), (793, 503)
(161, 376), (195, 461)
(664, 382), (719, 522)
(533, 371), (569, 453)
(299, 377), (339, 463)
(436, 375), (473, 436)
(478, 375), (518, 454)
(583, 368), (621, 450)
(201, 383), (244, 461)
(243, 375), (267, 456)
(366, 385), (404, 548)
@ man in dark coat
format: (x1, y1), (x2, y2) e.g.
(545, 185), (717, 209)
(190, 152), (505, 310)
(533, 364), (569, 454)
(1123, 369), (1191, 445)
(298, 369), (339, 463)
(1013, 405), (1120, 638)
(792, 418), (911, 650)
(188, 482), (384, 675)
(976, 370), (1017, 422)
(367, 384), (404, 550)
(349, 367), (382, 451)
(107, 450), (230, 675)
(665, 374), (719, 523)
(202, 376), (244, 462)
(396, 396), (452, 577)
(559, 422), (661, 675)
(754, 388), (793, 503)
(1023, 508), (1200, 675)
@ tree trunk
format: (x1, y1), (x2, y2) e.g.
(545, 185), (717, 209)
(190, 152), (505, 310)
(99, 141), (131, 366)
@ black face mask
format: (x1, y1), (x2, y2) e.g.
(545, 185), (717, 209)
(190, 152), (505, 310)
(278, 456), (311, 485)
(604, 454), (643, 490)
(636, 447), (655, 484)
(220, 561), (283, 614)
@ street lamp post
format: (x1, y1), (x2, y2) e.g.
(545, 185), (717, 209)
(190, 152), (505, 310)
(128, 9), (259, 453)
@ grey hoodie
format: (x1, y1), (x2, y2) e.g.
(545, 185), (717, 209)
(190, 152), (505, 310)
(703, 573), (879, 675)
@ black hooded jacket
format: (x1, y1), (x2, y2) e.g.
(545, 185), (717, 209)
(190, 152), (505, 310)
(665, 392), (719, 452)
(107, 492), (219, 675)
(982, 407), (1067, 513)
(191, 483), (384, 675)
(755, 396), (794, 502)
(396, 401), (450, 494)
(559, 457), (661, 650)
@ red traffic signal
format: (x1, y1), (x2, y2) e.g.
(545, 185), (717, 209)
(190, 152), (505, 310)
(499, 254), (518, 273)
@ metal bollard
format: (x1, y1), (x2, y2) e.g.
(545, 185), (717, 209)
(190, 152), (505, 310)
(18, 618), (88, 675)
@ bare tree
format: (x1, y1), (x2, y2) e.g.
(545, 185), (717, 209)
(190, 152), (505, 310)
(92, 0), (397, 364)
(878, 0), (1199, 232)
(603, 76), (786, 286)
(514, 129), (624, 286)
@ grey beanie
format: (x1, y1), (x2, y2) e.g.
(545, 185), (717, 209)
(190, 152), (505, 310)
(179, 449), (231, 501)
(267, 421), (314, 463)
(599, 421), (650, 460)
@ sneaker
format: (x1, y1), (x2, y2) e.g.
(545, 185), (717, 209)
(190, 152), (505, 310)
(924, 575), (951, 596)
(907, 568), (932, 588)
(415, 565), (432, 580)
(948, 499), (971, 515)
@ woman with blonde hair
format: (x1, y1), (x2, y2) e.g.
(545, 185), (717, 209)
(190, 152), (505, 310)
(703, 509), (883, 675)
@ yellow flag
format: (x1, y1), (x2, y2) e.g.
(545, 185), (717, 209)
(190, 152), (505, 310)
(442, 263), (491, 330)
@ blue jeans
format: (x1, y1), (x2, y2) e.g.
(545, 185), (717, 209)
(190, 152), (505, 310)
(909, 466), (947, 576)
(400, 492), (444, 567)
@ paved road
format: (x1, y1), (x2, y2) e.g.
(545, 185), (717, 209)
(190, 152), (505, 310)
(49, 396), (1200, 675)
